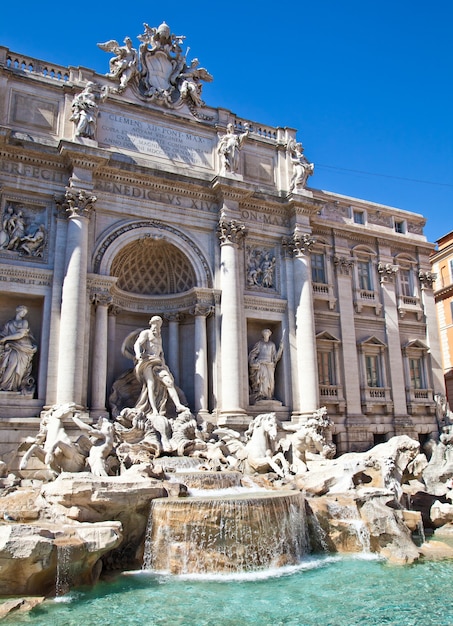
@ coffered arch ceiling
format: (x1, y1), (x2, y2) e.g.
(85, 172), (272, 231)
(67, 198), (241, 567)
(110, 238), (196, 295)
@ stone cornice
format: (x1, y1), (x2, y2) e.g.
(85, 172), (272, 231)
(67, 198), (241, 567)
(109, 285), (218, 314)
(87, 274), (118, 293)
(94, 168), (216, 204)
(0, 147), (67, 172)
(58, 140), (110, 169)
(434, 283), (453, 301)
(211, 176), (256, 202)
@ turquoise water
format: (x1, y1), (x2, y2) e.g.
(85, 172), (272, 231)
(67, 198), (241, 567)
(5, 555), (453, 626)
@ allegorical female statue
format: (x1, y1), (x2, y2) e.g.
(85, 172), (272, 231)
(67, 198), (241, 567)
(0, 305), (37, 393)
(248, 328), (284, 402)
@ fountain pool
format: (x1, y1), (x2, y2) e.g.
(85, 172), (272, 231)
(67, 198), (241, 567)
(4, 554), (453, 625)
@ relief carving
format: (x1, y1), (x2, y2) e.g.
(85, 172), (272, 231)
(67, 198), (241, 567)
(246, 246), (276, 290)
(0, 203), (47, 258)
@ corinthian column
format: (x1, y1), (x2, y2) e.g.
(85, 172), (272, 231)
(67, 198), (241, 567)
(165, 313), (182, 386)
(191, 304), (213, 418)
(217, 216), (248, 423)
(90, 292), (112, 415)
(56, 189), (96, 406)
(284, 231), (319, 420)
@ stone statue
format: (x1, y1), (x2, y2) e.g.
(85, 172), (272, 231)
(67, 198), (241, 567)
(133, 316), (187, 417)
(0, 305), (37, 393)
(71, 415), (115, 477)
(19, 403), (86, 476)
(214, 413), (290, 477)
(97, 37), (138, 93)
(280, 407), (336, 474)
(178, 58), (213, 108)
(69, 82), (99, 139)
(248, 329), (284, 401)
(288, 139), (314, 191)
(217, 123), (249, 174)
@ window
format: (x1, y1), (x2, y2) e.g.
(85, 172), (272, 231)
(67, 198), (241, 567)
(450, 259), (453, 283)
(365, 355), (382, 387)
(409, 357), (424, 389)
(399, 268), (413, 297)
(394, 220), (406, 234)
(353, 210), (365, 225)
(318, 351), (335, 385)
(358, 260), (373, 290)
(312, 253), (326, 283)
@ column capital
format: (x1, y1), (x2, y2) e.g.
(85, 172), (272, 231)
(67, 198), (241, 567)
(91, 291), (113, 307)
(377, 262), (399, 284)
(333, 255), (354, 276)
(164, 312), (185, 323)
(418, 270), (436, 290)
(217, 215), (247, 245)
(190, 304), (214, 317)
(282, 231), (315, 257)
(56, 188), (97, 219)
(108, 304), (122, 317)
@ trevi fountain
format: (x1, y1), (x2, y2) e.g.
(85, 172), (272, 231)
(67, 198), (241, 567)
(0, 19), (451, 626)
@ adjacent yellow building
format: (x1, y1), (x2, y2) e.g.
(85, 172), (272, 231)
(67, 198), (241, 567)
(431, 231), (453, 404)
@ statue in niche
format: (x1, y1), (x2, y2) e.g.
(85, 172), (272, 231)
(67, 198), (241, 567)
(248, 329), (284, 402)
(133, 316), (188, 417)
(97, 37), (138, 93)
(0, 204), (47, 257)
(0, 305), (37, 393)
(69, 82), (99, 139)
(217, 123), (249, 173)
(287, 139), (314, 191)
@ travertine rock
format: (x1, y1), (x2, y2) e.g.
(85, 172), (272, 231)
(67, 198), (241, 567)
(0, 521), (121, 596)
(430, 500), (453, 527)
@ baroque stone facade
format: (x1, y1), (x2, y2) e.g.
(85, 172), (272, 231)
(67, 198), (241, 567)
(0, 22), (444, 457)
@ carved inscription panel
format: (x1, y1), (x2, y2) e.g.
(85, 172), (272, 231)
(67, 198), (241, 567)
(98, 112), (214, 169)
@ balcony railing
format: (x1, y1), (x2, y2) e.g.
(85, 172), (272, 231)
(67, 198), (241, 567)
(361, 386), (393, 413)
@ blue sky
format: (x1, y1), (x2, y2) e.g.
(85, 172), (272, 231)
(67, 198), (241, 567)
(1, 0), (452, 244)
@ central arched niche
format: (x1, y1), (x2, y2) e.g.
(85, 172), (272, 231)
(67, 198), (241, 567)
(110, 238), (196, 295)
(107, 236), (199, 413)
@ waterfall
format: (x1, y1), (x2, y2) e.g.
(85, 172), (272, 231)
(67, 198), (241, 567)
(327, 501), (371, 553)
(55, 544), (73, 596)
(143, 491), (307, 574)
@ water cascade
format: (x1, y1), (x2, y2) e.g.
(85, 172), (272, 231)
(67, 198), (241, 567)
(55, 543), (73, 597)
(144, 491), (308, 574)
(327, 500), (371, 553)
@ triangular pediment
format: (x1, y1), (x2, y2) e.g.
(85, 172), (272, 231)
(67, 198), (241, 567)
(359, 335), (387, 348)
(316, 331), (340, 343)
(404, 339), (429, 350)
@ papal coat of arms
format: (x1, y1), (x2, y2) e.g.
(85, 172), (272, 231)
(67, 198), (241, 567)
(98, 21), (213, 118)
